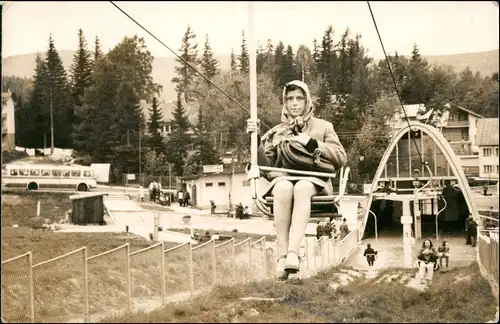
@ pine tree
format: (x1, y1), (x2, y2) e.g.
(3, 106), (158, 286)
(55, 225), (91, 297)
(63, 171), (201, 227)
(24, 54), (50, 148)
(73, 57), (120, 161)
(256, 43), (266, 74)
(45, 35), (73, 148)
(273, 41), (285, 85)
(277, 45), (299, 87)
(320, 26), (337, 92)
(113, 82), (144, 173)
(166, 92), (191, 175)
(311, 39), (321, 79)
(148, 96), (165, 155)
(239, 30), (249, 74)
(94, 35), (103, 64)
(401, 43), (431, 104)
(200, 34), (219, 79)
(261, 39), (275, 77)
(70, 29), (93, 145)
(230, 48), (237, 72)
(337, 28), (350, 94)
(172, 26), (198, 102)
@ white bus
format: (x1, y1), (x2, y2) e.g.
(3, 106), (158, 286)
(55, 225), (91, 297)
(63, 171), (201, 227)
(2, 163), (97, 192)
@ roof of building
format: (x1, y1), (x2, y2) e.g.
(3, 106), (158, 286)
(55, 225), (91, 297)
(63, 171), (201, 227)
(401, 104), (426, 118)
(179, 163), (248, 180)
(476, 118), (499, 146)
(449, 103), (484, 119)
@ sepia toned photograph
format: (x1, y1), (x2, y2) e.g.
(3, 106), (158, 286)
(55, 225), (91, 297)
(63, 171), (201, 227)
(1, 1), (499, 323)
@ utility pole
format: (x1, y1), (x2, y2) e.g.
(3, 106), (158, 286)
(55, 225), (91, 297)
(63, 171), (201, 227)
(229, 151), (235, 218)
(49, 88), (54, 155)
(138, 123), (142, 186)
(168, 163), (172, 190)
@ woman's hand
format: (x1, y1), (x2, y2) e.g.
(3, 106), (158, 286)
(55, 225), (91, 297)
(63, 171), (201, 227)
(246, 119), (260, 134)
(290, 133), (311, 146)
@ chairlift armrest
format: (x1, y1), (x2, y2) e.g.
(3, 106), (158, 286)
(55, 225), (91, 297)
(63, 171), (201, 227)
(259, 166), (338, 179)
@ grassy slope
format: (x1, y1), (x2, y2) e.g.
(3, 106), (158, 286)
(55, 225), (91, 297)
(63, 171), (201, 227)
(103, 263), (497, 323)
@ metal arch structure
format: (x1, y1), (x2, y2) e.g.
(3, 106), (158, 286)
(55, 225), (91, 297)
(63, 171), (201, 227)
(360, 121), (480, 238)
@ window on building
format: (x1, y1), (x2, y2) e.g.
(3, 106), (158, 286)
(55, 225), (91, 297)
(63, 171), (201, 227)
(496, 148), (499, 156)
(483, 148), (492, 156)
(461, 129), (468, 140)
(484, 165), (492, 173)
(218, 182), (226, 187)
(496, 165), (499, 174)
(205, 183), (213, 187)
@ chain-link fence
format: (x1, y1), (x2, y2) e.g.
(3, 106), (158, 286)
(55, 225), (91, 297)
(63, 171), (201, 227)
(87, 244), (130, 322)
(1, 230), (359, 323)
(32, 247), (88, 323)
(1, 252), (34, 323)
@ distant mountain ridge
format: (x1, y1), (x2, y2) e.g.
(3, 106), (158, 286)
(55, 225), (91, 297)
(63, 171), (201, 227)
(2, 49), (498, 120)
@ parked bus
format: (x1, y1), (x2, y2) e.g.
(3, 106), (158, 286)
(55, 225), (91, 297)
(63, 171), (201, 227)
(2, 163), (97, 192)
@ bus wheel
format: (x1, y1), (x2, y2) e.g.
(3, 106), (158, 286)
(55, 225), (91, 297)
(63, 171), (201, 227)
(77, 183), (88, 192)
(28, 182), (38, 191)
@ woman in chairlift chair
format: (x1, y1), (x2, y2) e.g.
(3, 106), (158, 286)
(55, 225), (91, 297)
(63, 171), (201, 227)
(246, 80), (346, 280)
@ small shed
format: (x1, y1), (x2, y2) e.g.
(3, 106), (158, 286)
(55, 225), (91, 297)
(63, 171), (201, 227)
(69, 193), (105, 225)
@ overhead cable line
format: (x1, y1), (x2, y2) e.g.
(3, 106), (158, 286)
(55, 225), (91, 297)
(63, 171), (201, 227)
(366, 1), (427, 168)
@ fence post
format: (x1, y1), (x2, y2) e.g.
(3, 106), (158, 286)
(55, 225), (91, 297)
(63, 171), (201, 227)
(262, 239), (268, 278)
(248, 239), (252, 282)
(83, 247), (89, 323)
(212, 240), (217, 286)
(160, 242), (166, 304)
(126, 243), (132, 313)
(327, 238), (331, 266)
(28, 252), (34, 323)
(188, 242), (194, 297)
(231, 240), (236, 265)
(314, 238), (317, 271)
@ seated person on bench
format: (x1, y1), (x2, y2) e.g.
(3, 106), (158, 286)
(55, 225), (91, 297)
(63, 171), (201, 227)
(417, 239), (439, 286)
(437, 240), (450, 268)
(246, 80), (346, 280)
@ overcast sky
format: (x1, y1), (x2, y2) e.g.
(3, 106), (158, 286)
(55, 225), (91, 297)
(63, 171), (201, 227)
(2, 1), (499, 59)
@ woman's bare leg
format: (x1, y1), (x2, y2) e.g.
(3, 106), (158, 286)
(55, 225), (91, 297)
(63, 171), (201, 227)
(272, 180), (294, 260)
(288, 180), (318, 252)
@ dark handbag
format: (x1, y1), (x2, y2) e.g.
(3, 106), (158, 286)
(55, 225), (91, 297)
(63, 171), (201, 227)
(276, 140), (336, 173)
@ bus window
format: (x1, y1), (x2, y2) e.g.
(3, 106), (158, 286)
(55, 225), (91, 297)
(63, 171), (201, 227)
(71, 170), (81, 177)
(52, 170), (61, 177)
(41, 170), (51, 177)
(62, 170), (70, 178)
(10, 169), (18, 176)
(19, 169), (29, 176)
(84, 171), (91, 177)
(30, 169), (40, 176)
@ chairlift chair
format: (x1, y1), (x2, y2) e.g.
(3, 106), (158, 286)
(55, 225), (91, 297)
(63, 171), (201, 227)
(244, 3), (350, 219)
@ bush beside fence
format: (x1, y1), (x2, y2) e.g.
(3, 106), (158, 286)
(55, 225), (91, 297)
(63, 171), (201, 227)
(1, 229), (358, 323)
